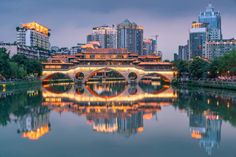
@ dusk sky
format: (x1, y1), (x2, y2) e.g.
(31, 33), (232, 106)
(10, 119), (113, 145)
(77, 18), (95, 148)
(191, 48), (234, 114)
(1, 0), (236, 59)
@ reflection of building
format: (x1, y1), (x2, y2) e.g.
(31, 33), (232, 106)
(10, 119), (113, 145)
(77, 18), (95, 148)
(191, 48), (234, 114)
(117, 19), (144, 55)
(92, 118), (118, 133)
(189, 111), (222, 156)
(17, 108), (50, 140)
(117, 112), (144, 137)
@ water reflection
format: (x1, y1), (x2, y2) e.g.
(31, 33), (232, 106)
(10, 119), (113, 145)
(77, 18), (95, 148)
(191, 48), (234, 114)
(173, 89), (236, 156)
(0, 89), (50, 140)
(42, 83), (175, 137)
(0, 84), (236, 156)
(189, 111), (221, 156)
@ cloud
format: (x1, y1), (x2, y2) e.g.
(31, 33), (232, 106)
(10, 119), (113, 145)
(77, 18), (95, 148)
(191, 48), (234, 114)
(0, 0), (236, 59)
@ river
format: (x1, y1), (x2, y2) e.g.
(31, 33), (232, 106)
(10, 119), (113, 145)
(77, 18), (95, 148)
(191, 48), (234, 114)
(0, 82), (235, 157)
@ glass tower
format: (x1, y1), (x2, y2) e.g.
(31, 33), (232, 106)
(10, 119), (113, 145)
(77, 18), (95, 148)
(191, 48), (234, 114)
(198, 3), (222, 40)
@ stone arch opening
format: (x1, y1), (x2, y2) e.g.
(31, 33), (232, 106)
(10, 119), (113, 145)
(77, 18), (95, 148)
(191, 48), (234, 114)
(140, 73), (170, 84)
(139, 82), (170, 94)
(75, 72), (85, 81)
(128, 72), (138, 81)
(85, 68), (126, 83)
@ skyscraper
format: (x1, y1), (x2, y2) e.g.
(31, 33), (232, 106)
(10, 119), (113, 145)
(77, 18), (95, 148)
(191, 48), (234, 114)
(87, 25), (117, 49)
(189, 22), (208, 58)
(199, 3), (222, 40)
(143, 38), (157, 55)
(16, 22), (51, 50)
(178, 43), (189, 61)
(117, 19), (144, 55)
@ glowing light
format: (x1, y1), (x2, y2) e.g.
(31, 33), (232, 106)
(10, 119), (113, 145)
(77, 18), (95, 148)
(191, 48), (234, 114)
(191, 131), (202, 139)
(22, 22), (49, 36)
(22, 125), (49, 141)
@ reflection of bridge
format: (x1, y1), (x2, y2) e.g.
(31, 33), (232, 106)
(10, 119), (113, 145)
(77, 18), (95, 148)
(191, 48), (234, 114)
(42, 84), (177, 136)
(42, 48), (177, 83)
(42, 84), (177, 104)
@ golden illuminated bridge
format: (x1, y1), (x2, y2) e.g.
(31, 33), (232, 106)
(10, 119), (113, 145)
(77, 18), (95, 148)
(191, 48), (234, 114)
(42, 49), (177, 83)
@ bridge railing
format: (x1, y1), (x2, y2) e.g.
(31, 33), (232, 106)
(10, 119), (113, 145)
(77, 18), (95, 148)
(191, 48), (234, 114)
(43, 64), (174, 72)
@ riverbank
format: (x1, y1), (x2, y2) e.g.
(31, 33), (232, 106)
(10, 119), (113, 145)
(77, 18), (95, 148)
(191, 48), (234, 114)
(175, 80), (236, 91)
(0, 80), (41, 91)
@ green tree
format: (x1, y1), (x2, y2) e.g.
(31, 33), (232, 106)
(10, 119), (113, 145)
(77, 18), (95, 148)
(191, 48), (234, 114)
(218, 50), (236, 75)
(11, 54), (42, 77)
(18, 66), (27, 79)
(9, 62), (19, 78)
(189, 57), (210, 79)
(0, 48), (11, 79)
(208, 59), (220, 78)
(174, 60), (189, 78)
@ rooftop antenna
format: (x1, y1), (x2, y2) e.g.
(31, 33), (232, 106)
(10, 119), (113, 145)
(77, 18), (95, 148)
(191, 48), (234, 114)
(207, 0), (214, 11)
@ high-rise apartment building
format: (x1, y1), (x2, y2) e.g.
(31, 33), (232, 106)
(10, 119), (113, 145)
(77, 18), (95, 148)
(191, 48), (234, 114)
(117, 19), (144, 55)
(178, 43), (189, 61)
(199, 3), (222, 40)
(17, 22), (51, 50)
(189, 22), (208, 58)
(205, 39), (236, 59)
(87, 25), (117, 49)
(143, 39), (158, 55)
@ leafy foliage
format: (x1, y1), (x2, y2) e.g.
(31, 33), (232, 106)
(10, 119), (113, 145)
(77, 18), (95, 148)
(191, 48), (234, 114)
(174, 50), (236, 79)
(0, 48), (42, 80)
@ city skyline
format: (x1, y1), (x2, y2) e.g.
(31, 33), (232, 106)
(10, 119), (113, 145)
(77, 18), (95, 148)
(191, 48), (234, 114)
(0, 0), (236, 59)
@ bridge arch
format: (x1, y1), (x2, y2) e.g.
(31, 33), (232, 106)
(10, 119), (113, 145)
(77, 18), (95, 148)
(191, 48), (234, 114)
(42, 72), (74, 83)
(128, 72), (138, 81)
(84, 67), (128, 82)
(139, 72), (171, 83)
(75, 72), (85, 80)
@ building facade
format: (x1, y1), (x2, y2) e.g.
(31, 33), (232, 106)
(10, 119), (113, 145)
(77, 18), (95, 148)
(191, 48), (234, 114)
(87, 25), (117, 49)
(205, 39), (236, 59)
(143, 39), (157, 55)
(189, 22), (208, 58)
(17, 22), (51, 50)
(178, 43), (189, 60)
(117, 19), (144, 55)
(199, 3), (222, 40)
(0, 43), (50, 59)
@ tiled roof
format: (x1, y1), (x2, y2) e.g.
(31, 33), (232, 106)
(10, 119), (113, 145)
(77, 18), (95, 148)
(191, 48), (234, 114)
(138, 62), (172, 66)
(84, 48), (129, 54)
(139, 55), (161, 59)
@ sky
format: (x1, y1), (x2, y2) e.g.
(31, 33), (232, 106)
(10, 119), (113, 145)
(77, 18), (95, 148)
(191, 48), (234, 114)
(0, 0), (236, 59)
